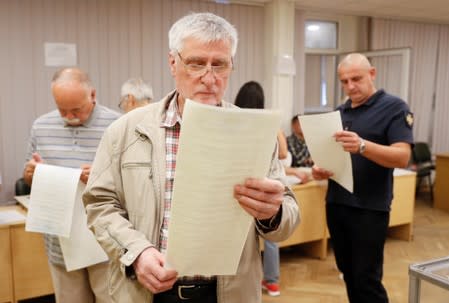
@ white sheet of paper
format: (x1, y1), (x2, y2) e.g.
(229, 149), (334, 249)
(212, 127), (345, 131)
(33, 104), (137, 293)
(0, 210), (26, 224)
(394, 168), (416, 176)
(25, 164), (81, 237)
(59, 183), (108, 271)
(15, 195), (30, 209)
(299, 111), (353, 192)
(166, 100), (280, 276)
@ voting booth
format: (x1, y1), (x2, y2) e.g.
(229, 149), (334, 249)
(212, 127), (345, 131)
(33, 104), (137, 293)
(409, 256), (449, 302)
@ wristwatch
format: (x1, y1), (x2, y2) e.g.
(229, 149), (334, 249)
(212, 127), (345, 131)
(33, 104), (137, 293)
(358, 138), (366, 155)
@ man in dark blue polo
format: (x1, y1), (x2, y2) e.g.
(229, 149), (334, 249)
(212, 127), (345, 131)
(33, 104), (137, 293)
(312, 53), (414, 303)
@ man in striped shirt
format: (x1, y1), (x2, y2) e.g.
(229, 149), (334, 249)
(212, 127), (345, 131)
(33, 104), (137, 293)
(23, 67), (120, 303)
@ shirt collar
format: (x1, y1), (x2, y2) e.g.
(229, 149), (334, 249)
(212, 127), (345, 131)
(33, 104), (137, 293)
(82, 102), (99, 127)
(161, 92), (182, 128)
(160, 92), (224, 128)
(342, 89), (385, 111)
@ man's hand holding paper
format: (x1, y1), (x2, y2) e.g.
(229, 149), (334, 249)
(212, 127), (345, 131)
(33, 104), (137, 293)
(334, 130), (364, 154)
(234, 177), (284, 220)
(133, 247), (178, 294)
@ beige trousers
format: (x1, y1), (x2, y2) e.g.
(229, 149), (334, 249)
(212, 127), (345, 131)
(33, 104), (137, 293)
(48, 262), (110, 303)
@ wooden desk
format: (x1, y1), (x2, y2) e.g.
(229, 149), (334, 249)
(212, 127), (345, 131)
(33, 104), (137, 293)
(276, 169), (416, 258)
(388, 169), (417, 241)
(0, 205), (53, 303)
(278, 181), (328, 259)
(434, 153), (449, 211)
(0, 225), (13, 303)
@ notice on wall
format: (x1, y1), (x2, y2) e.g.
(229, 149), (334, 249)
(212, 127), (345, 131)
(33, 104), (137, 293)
(44, 42), (77, 67)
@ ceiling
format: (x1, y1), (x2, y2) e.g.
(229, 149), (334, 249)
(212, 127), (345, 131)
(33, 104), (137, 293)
(229, 0), (449, 24)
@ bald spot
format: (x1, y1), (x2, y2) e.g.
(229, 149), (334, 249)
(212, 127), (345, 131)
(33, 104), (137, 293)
(52, 67), (92, 88)
(338, 53), (372, 72)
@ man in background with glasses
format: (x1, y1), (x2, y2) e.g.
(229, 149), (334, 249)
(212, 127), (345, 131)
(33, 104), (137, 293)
(83, 12), (298, 303)
(23, 67), (120, 303)
(119, 77), (153, 112)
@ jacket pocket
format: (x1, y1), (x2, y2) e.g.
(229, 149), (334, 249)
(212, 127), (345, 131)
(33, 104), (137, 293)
(109, 261), (150, 302)
(122, 161), (152, 178)
(121, 161), (156, 229)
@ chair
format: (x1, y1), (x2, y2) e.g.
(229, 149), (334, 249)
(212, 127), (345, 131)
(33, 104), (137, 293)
(411, 142), (435, 200)
(15, 177), (31, 195)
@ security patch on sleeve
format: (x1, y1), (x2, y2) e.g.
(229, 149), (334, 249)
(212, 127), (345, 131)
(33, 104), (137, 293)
(405, 111), (414, 128)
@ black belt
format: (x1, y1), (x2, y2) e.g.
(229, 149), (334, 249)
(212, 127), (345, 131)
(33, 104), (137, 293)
(154, 280), (217, 302)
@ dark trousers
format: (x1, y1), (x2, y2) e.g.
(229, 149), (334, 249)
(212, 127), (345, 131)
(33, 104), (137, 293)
(153, 280), (217, 303)
(326, 203), (390, 303)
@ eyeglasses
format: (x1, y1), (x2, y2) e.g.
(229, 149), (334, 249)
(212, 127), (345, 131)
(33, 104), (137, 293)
(177, 52), (233, 78)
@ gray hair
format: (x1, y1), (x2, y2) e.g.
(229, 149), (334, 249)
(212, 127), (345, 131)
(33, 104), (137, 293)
(121, 78), (153, 102)
(168, 12), (238, 57)
(51, 67), (92, 91)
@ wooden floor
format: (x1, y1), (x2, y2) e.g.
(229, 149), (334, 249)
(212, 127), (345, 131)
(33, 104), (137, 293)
(24, 192), (449, 303)
(263, 191), (449, 303)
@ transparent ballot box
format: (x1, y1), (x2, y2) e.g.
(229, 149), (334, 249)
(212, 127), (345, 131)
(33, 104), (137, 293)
(409, 256), (449, 302)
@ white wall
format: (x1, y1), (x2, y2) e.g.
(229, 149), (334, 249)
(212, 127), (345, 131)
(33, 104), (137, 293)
(293, 10), (368, 118)
(0, 0), (266, 203)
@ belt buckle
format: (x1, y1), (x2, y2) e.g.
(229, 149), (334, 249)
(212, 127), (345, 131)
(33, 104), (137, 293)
(178, 285), (195, 300)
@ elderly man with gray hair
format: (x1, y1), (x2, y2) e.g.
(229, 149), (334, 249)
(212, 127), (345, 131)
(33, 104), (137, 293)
(119, 77), (153, 112)
(83, 12), (299, 303)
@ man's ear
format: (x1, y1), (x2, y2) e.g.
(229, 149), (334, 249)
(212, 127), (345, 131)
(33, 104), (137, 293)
(168, 53), (176, 76)
(90, 88), (97, 103)
(129, 95), (137, 108)
(370, 67), (377, 80)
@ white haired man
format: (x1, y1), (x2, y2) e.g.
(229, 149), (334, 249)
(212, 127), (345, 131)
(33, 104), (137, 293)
(119, 77), (153, 112)
(83, 12), (299, 303)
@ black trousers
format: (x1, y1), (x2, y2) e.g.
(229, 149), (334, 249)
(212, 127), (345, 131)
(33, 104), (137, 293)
(153, 280), (217, 303)
(326, 203), (390, 303)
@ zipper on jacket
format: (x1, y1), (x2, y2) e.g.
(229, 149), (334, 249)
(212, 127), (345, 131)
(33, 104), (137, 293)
(134, 126), (163, 249)
(121, 162), (151, 168)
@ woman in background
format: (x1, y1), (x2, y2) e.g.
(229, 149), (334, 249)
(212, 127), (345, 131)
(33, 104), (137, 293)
(234, 81), (283, 297)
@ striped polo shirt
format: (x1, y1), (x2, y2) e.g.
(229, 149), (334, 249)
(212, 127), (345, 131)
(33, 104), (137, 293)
(25, 103), (121, 267)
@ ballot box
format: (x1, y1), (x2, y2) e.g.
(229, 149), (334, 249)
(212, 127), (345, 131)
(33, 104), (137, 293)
(409, 256), (449, 302)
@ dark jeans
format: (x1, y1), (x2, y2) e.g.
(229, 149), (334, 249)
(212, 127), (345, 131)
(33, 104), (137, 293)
(326, 203), (390, 303)
(153, 280), (217, 303)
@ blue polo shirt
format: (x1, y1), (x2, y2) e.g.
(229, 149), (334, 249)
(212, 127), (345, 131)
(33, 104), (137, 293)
(326, 89), (414, 212)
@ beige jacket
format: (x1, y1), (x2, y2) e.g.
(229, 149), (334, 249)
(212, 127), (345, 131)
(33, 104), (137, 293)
(83, 92), (300, 303)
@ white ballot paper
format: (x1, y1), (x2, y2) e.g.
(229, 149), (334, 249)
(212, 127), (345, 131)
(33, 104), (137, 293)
(14, 195), (30, 209)
(59, 183), (108, 271)
(299, 111), (353, 192)
(26, 164), (81, 237)
(0, 210), (26, 224)
(166, 100), (280, 276)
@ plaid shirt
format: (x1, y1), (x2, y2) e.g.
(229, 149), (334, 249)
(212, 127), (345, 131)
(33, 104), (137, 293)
(160, 95), (214, 281)
(287, 134), (313, 167)
(159, 95), (182, 255)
